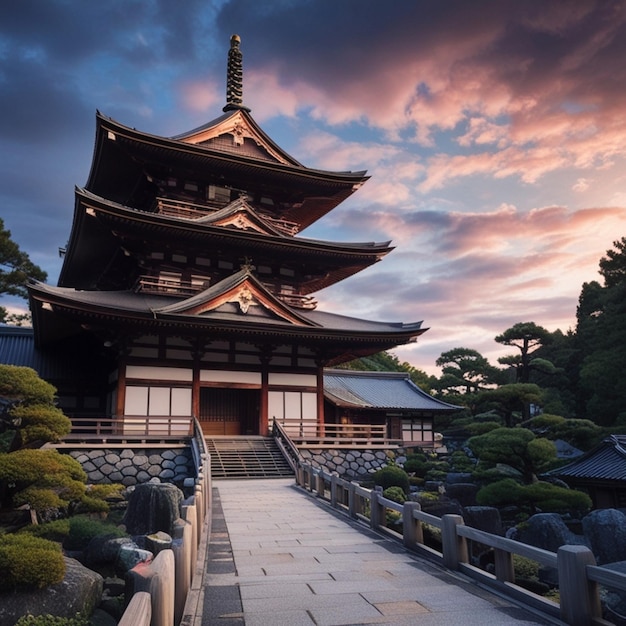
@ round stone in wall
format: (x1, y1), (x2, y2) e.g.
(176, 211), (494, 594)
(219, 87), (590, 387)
(136, 471), (151, 483)
(133, 455), (149, 469)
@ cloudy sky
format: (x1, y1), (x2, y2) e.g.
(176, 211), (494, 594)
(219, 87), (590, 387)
(1, 0), (625, 375)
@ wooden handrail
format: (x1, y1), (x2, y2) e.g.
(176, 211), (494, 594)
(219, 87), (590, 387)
(65, 416), (194, 440)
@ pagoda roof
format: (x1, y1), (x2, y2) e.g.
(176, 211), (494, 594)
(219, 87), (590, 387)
(324, 369), (461, 412)
(28, 279), (426, 364)
(85, 111), (369, 230)
(58, 188), (392, 292)
(546, 435), (626, 483)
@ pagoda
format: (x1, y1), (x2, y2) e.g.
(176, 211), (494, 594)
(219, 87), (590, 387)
(27, 35), (427, 437)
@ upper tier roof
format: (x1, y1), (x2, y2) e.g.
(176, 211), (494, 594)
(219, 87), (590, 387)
(85, 110), (369, 231)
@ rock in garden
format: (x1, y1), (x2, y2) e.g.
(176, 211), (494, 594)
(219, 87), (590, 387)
(123, 482), (183, 535)
(518, 513), (585, 552)
(582, 509), (626, 565)
(0, 557), (103, 624)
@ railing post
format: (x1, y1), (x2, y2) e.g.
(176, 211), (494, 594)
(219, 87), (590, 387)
(558, 545), (602, 626)
(370, 487), (384, 531)
(330, 474), (338, 507)
(315, 470), (325, 497)
(441, 514), (468, 571)
(296, 464), (304, 487)
(348, 482), (357, 518)
(494, 547), (515, 583)
(402, 501), (423, 549)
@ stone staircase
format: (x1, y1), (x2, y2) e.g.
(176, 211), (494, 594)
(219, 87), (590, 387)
(206, 436), (294, 479)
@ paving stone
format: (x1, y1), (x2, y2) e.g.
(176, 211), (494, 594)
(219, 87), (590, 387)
(197, 478), (556, 626)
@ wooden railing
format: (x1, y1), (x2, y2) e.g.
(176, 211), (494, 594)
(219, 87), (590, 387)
(287, 423), (402, 447)
(60, 416), (195, 444)
(153, 197), (300, 236)
(134, 275), (206, 297)
(297, 460), (625, 626)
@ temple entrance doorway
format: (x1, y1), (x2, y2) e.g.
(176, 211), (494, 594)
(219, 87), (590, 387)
(199, 387), (260, 436)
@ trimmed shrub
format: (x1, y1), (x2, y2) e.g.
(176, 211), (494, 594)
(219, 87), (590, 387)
(449, 450), (475, 472)
(371, 465), (410, 493)
(10, 404), (71, 444)
(0, 449), (86, 516)
(0, 365), (56, 405)
(477, 478), (523, 507)
(513, 554), (539, 580)
(383, 486), (407, 504)
(403, 454), (428, 476)
(64, 516), (127, 551)
(0, 534), (65, 589)
(19, 519), (70, 543)
(521, 481), (592, 514)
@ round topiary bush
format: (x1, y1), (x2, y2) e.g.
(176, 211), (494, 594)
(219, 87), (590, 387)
(0, 534), (65, 589)
(383, 486), (407, 504)
(402, 454), (429, 477)
(371, 465), (410, 493)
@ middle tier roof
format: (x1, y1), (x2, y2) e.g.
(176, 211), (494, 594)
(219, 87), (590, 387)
(58, 188), (394, 294)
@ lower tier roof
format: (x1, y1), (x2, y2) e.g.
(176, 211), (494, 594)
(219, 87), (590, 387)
(28, 281), (426, 366)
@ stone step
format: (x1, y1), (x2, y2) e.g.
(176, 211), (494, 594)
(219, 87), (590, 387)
(206, 436), (294, 479)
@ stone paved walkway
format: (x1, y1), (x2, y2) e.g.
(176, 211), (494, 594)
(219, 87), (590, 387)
(199, 478), (561, 626)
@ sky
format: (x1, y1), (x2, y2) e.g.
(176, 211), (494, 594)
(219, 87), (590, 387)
(1, 0), (626, 376)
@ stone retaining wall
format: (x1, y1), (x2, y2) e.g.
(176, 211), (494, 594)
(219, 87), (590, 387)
(66, 447), (194, 485)
(298, 447), (406, 480)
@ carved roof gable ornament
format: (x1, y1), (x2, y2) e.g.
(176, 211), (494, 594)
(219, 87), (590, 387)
(152, 268), (319, 327)
(195, 197), (290, 236)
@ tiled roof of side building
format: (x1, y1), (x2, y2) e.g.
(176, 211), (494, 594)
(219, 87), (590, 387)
(323, 369), (461, 412)
(547, 435), (626, 481)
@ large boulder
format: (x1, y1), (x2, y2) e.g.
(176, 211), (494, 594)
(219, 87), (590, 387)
(463, 506), (503, 536)
(446, 483), (479, 507)
(123, 482), (183, 535)
(582, 509), (626, 565)
(0, 557), (103, 625)
(517, 513), (586, 552)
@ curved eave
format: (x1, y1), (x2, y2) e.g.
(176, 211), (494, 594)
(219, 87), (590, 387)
(324, 391), (460, 412)
(86, 112), (369, 229)
(60, 189), (393, 292)
(28, 282), (426, 354)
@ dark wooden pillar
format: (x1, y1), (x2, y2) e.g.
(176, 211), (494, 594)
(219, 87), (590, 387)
(259, 350), (271, 436)
(316, 363), (325, 436)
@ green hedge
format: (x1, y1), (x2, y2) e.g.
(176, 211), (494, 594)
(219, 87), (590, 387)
(0, 534), (65, 589)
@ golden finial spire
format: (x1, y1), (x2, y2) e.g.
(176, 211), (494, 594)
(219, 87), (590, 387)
(223, 34), (250, 112)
